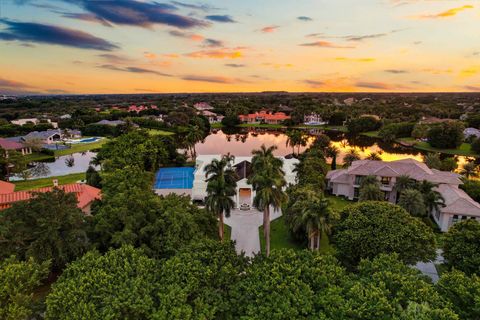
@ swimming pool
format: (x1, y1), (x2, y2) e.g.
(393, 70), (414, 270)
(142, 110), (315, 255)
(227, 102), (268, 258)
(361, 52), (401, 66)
(154, 167), (195, 189)
(67, 137), (102, 144)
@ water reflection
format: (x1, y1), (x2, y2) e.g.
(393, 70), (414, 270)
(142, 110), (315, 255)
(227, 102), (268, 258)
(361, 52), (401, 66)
(196, 129), (471, 167)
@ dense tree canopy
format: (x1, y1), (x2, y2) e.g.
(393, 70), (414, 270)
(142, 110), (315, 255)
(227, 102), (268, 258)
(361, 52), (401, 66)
(443, 219), (480, 275)
(93, 169), (217, 258)
(332, 202), (437, 267)
(427, 121), (464, 149)
(0, 256), (50, 320)
(0, 189), (90, 269)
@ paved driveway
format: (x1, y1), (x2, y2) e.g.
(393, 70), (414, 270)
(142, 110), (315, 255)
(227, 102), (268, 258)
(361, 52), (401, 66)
(224, 208), (282, 257)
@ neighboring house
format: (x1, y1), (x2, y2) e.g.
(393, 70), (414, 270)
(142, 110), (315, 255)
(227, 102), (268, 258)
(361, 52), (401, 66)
(343, 98), (356, 106)
(0, 181), (101, 215)
(128, 105), (158, 113)
(194, 102), (214, 111)
(464, 127), (480, 139)
(94, 120), (126, 126)
(11, 118), (58, 128)
(0, 138), (32, 155)
(326, 158), (480, 231)
(192, 155), (298, 209)
(59, 114), (72, 119)
(304, 113), (326, 125)
(238, 111), (291, 125)
(23, 129), (63, 144)
(200, 110), (223, 123)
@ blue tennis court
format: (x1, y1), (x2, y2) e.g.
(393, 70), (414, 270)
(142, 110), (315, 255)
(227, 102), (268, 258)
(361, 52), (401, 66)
(154, 167), (195, 189)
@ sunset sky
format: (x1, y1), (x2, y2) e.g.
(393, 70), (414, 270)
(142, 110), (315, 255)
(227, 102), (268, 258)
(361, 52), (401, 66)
(1, 0), (479, 94)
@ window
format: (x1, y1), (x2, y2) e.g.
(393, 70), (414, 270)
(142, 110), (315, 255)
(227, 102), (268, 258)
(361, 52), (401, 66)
(383, 191), (390, 201)
(354, 187), (360, 199)
(452, 215), (460, 224)
(354, 176), (363, 185)
(381, 176), (391, 185)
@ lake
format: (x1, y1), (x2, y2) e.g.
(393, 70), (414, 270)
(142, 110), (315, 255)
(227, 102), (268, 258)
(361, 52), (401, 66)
(196, 128), (471, 168)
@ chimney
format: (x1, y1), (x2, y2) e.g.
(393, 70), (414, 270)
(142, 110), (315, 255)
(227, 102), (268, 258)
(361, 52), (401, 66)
(53, 179), (58, 187)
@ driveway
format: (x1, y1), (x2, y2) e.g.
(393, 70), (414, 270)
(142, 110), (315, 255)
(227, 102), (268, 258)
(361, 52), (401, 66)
(224, 208), (282, 257)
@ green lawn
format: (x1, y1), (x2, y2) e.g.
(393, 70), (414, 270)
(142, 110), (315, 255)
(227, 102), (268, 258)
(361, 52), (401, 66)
(147, 129), (175, 136)
(24, 152), (54, 162)
(295, 125), (348, 132)
(361, 131), (381, 138)
(412, 141), (478, 157)
(54, 138), (108, 157)
(257, 195), (353, 254)
(210, 123), (223, 129)
(13, 172), (86, 191)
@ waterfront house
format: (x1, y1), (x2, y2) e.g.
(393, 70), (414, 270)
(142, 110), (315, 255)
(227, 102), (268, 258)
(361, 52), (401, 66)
(238, 111), (291, 125)
(23, 129), (63, 144)
(304, 113), (326, 125)
(192, 155), (298, 209)
(326, 158), (480, 231)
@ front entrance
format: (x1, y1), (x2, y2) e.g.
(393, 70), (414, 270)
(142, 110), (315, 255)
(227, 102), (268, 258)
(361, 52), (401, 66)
(238, 188), (252, 210)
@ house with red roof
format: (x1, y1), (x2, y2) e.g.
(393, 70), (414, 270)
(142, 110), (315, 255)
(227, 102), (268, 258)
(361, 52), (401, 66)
(128, 105), (158, 113)
(238, 111), (291, 125)
(0, 181), (101, 215)
(0, 138), (32, 156)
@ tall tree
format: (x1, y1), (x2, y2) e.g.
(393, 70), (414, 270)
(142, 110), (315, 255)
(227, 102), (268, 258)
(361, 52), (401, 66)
(460, 162), (479, 179)
(394, 174), (416, 201)
(342, 149), (360, 168)
(0, 189), (90, 269)
(291, 188), (337, 250)
(185, 125), (204, 159)
(417, 180), (445, 216)
(204, 154), (238, 241)
(398, 189), (427, 217)
(248, 145), (287, 256)
(365, 151), (382, 161)
(325, 145), (339, 170)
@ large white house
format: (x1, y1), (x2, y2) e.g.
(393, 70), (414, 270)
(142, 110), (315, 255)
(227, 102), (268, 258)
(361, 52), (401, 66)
(192, 155), (298, 209)
(326, 158), (480, 231)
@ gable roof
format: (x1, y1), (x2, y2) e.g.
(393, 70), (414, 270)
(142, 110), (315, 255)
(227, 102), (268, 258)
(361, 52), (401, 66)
(24, 129), (62, 140)
(437, 184), (480, 217)
(0, 138), (25, 150)
(234, 160), (252, 181)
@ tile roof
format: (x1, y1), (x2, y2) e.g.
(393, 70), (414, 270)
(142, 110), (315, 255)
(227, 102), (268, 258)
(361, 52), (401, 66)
(0, 181), (15, 194)
(238, 111), (291, 121)
(0, 138), (25, 150)
(24, 129), (62, 140)
(437, 184), (480, 217)
(0, 183), (101, 212)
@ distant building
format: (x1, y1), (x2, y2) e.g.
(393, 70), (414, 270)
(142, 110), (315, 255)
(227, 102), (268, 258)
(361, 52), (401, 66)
(343, 98), (356, 106)
(326, 158), (480, 231)
(11, 118), (58, 128)
(200, 110), (223, 123)
(0, 181), (101, 215)
(128, 105), (158, 113)
(303, 113), (326, 125)
(0, 138), (32, 156)
(94, 120), (126, 127)
(464, 127), (480, 139)
(194, 102), (214, 111)
(238, 111), (291, 125)
(59, 114), (72, 119)
(23, 129), (63, 144)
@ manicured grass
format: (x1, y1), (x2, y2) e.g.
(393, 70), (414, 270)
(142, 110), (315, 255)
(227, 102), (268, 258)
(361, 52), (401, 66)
(223, 224), (232, 241)
(54, 139), (108, 157)
(327, 194), (352, 212)
(147, 129), (175, 136)
(210, 123), (223, 129)
(24, 152), (54, 162)
(259, 216), (303, 252)
(295, 125), (348, 132)
(361, 131), (381, 138)
(412, 141), (478, 157)
(13, 172), (86, 191)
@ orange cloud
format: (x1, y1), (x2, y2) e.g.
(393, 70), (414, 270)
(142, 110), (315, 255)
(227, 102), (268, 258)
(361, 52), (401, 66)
(144, 52), (157, 60)
(334, 57), (375, 62)
(414, 5), (474, 19)
(300, 41), (354, 49)
(260, 25), (279, 33)
(185, 48), (244, 59)
(163, 53), (180, 59)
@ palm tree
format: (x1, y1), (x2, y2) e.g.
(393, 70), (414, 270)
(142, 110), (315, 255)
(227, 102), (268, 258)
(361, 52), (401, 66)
(291, 190), (336, 250)
(417, 180), (445, 217)
(185, 125), (204, 159)
(325, 145), (339, 170)
(398, 188), (427, 217)
(286, 130), (305, 156)
(343, 149), (360, 168)
(423, 153), (442, 170)
(460, 162), (479, 179)
(204, 154), (238, 241)
(394, 174), (416, 202)
(366, 151), (382, 161)
(248, 145), (287, 256)
(359, 183), (383, 202)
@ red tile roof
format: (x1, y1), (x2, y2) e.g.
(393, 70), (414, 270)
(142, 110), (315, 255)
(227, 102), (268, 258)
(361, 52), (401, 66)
(238, 111), (291, 121)
(0, 138), (25, 150)
(0, 181), (15, 194)
(0, 183), (101, 212)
